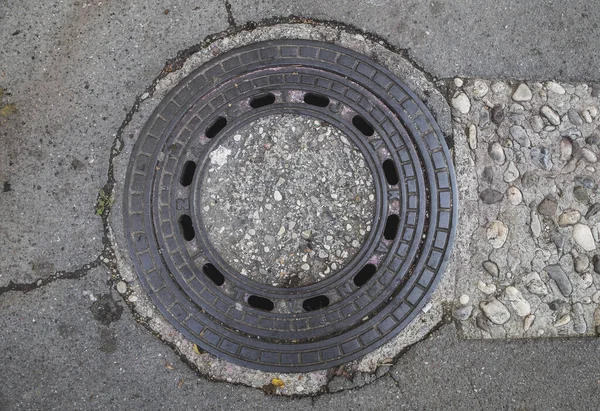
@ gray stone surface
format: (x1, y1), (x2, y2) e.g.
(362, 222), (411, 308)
(0, 0), (228, 286)
(229, 0), (600, 81)
(0, 267), (298, 410)
(386, 324), (600, 411)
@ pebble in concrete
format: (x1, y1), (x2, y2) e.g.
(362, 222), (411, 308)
(506, 186), (523, 205)
(509, 125), (530, 147)
(482, 260), (499, 277)
(525, 272), (549, 295)
(573, 302), (587, 334)
(452, 92), (471, 114)
(468, 124), (477, 149)
(560, 138), (573, 161)
(544, 265), (572, 297)
(488, 142), (506, 164)
(573, 224), (596, 251)
(504, 286), (531, 317)
(555, 314), (571, 327)
(480, 299), (511, 325)
(472, 80), (489, 98)
(593, 255), (600, 274)
(530, 211), (542, 237)
(523, 314), (535, 331)
(491, 104), (505, 124)
(486, 220), (509, 249)
(546, 81), (566, 94)
(116, 281), (127, 294)
(504, 161), (520, 183)
(558, 209), (580, 226)
(512, 83), (532, 101)
(574, 255), (590, 273)
(540, 105), (561, 125)
(480, 188), (503, 205)
(538, 196), (558, 216)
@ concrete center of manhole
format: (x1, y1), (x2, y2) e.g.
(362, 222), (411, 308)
(199, 113), (376, 287)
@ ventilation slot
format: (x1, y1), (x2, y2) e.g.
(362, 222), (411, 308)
(248, 295), (274, 312)
(205, 116), (227, 138)
(179, 215), (195, 241)
(179, 160), (196, 187)
(383, 159), (399, 185)
(353, 264), (377, 287)
(303, 295), (330, 312)
(384, 214), (400, 240)
(249, 93), (276, 108)
(303, 93), (330, 107)
(202, 263), (225, 286)
(352, 115), (374, 136)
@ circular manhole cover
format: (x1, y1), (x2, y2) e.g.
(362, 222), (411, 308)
(124, 39), (457, 372)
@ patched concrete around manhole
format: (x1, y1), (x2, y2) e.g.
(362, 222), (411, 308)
(108, 23), (457, 394)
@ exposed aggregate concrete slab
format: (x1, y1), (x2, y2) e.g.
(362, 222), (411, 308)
(451, 78), (600, 338)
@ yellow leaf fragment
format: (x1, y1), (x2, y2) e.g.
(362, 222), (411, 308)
(271, 378), (285, 388)
(0, 104), (17, 118)
(193, 344), (201, 354)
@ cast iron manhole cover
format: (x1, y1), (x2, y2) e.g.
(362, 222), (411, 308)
(124, 40), (457, 372)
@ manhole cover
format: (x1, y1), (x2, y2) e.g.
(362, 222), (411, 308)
(124, 39), (457, 372)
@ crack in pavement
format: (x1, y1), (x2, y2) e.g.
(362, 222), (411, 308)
(0, 259), (101, 295)
(223, 0), (236, 27)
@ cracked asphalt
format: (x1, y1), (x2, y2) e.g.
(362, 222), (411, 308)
(2, 0), (600, 409)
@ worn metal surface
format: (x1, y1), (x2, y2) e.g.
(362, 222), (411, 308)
(124, 39), (457, 372)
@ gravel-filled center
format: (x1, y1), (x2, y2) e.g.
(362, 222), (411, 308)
(199, 114), (376, 287)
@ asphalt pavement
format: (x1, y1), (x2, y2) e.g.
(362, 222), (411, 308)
(1, 1), (599, 409)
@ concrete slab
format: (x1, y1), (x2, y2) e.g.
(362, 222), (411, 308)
(0, 266), (300, 410)
(228, 0), (600, 81)
(0, 0), (228, 286)
(388, 323), (600, 410)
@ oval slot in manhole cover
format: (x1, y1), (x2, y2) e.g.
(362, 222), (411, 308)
(124, 39), (457, 372)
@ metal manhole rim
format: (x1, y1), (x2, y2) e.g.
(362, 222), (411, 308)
(152, 69), (427, 333)
(123, 38), (458, 372)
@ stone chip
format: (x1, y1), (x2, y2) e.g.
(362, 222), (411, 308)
(544, 264), (572, 297)
(572, 223), (596, 251)
(486, 220), (509, 249)
(512, 83), (532, 101)
(451, 92), (471, 114)
(480, 299), (511, 325)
